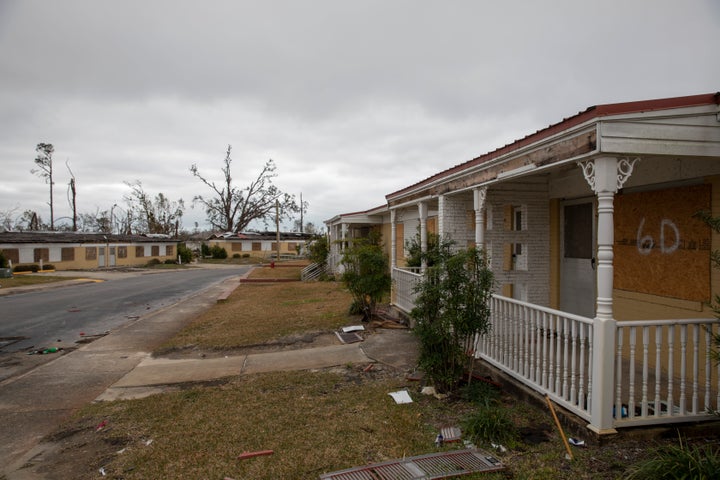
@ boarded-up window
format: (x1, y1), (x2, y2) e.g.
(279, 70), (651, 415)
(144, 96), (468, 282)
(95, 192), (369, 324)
(271, 242), (278, 251)
(34, 248), (49, 263)
(614, 184), (711, 302)
(86, 247), (97, 260)
(564, 203), (592, 259)
(1, 248), (19, 264)
(231, 242), (242, 252)
(61, 247), (75, 261)
(166, 245), (174, 256)
(135, 246), (144, 258)
(252, 242), (261, 251)
(395, 223), (405, 260)
(151, 245), (160, 256)
(118, 246), (127, 258)
(288, 242), (297, 252)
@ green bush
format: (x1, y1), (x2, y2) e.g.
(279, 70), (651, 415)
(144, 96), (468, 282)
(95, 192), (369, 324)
(340, 231), (390, 322)
(459, 380), (501, 406)
(242, 253), (250, 258)
(177, 243), (193, 263)
(146, 258), (162, 266)
(0, 250), (7, 268)
(42, 264), (55, 270)
(164, 259), (177, 264)
(201, 243), (211, 257)
(210, 244), (227, 259)
(14, 264), (39, 273)
(232, 253), (241, 259)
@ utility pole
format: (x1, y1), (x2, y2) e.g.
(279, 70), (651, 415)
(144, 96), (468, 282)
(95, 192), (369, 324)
(300, 192), (304, 234)
(275, 199), (281, 261)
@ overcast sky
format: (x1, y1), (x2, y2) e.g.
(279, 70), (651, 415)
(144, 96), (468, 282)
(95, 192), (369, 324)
(1, 0), (718, 233)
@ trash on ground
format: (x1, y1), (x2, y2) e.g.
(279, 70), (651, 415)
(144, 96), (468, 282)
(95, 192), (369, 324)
(388, 390), (413, 404)
(441, 426), (462, 442)
(363, 363), (374, 372)
(342, 325), (365, 333)
(568, 437), (585, 447)
(144, 439), (154, 446)
(99, 467), (106, 476)
(491, 443), (507, 453)
(435, 434), (444, 447)
(95, 420), (108, 432)
(238, 450), (274, 460)
(27, 347), (63, 355)
(420, 386), (447, 400)
(406, 370), (423, 381)
(335, 331), (363, 344)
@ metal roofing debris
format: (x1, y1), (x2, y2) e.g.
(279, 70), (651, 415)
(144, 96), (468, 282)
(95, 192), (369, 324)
(335, 331), (363, 344)
(319, 448), (504, 479)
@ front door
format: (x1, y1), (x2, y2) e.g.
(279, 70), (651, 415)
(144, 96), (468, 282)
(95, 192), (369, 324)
(98, 246), (106, 268)
(560, 200), (596, 318)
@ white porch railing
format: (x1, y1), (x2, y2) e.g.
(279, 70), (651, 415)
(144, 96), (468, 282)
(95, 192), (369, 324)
(392, 271), (720, 430)
(614, 319), (720, 426)
(392, 267), (422, 314)
(475, 295), (594, 422)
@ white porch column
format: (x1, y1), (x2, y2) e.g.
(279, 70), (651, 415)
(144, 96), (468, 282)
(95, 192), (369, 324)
(340, 223), (348, 252)
(390, 209), (397, 270)
(438, 194), (446, 238)
(579, 156), (638, 435)
(473, 187), (487, 251)
(418, 202), (428, 271)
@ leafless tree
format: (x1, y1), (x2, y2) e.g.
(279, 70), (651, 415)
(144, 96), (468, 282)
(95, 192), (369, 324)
(32, 143), (55, 230)
(190, 145), (298, 232)
(124, 180), (184, 235)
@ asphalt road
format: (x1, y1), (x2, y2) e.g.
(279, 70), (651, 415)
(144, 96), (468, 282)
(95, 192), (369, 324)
(0, 266), (252, 354)
(0, 265), (251, 478)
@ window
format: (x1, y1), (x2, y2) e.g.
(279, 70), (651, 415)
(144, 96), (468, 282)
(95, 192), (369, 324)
(252, 242), (261, 251)
(231, 242), (242, 252)
(166, 245), (174, 256)
(86, 247), (97, 260)
(61, 247), (75, 261)
(34, 248), (49, 263)
(118, 246), (127, 258)
(135, 246), (145, 258)
(151, 245), (160, 256)
(1, 248), (19, 264)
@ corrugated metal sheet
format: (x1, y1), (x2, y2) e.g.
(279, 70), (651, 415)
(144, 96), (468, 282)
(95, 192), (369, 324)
(319, 448), (504, 479)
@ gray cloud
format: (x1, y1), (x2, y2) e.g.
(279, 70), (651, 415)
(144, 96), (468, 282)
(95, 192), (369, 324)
(1, 0), (718, 230)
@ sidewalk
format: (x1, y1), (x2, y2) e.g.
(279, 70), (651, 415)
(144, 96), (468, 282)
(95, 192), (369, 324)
(97, 329), (419, 401)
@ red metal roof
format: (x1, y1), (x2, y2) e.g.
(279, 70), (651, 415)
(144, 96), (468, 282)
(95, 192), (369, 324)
(386, 92), (720, 200)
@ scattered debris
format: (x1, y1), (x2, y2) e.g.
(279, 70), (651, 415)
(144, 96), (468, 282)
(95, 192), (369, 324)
(388, 390), (413, 404)
(342, 325), (364, 333)
(363, 363), (374, 372)
(491, 443), (508, 453)
(238, 450), (274, 460)
(335, 331), (363, 344)
(99, 467), (106, 476)
(441, 426), (462, 443)
(95, 420), (108, 432)
(568, 437), (586, 447)
(144, 439), (154, 446)
(545, 395), (573, 461)
(319, 448), (504, 479)
(420, 386), (448, 400)
(435, 433), (444, 447)
(406, 370), (423, 381)
(27, 347), (63, 355)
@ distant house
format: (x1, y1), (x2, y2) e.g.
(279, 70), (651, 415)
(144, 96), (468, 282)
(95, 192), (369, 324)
(326, 93), (720, 435)
(205, 231), (314, 259)
(0, 231), (179, 270)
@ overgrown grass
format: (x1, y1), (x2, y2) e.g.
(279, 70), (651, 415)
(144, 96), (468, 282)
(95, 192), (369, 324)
(623, 435), (720, 479)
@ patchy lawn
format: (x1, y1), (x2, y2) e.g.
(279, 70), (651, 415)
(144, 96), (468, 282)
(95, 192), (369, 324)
(0, 274), (80, 288)
(30, 266), (720, 479)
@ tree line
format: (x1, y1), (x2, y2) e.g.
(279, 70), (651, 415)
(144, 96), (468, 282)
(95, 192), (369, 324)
(1, 144), (316, 236)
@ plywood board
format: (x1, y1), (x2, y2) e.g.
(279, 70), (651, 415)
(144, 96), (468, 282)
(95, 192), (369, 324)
(614, 184), (711, 302)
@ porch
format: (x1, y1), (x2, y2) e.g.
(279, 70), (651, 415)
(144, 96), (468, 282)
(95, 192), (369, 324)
(392, 267), (720, 433)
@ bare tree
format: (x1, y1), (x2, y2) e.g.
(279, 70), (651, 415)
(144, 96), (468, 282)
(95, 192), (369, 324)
(124, 180), (184, 235)
(0, 206), (21, 231)
(32, 143), (55, 230)
(190, 145), (298, 232)
(66, 160), (78, 231)
(78, 208), (112, 233)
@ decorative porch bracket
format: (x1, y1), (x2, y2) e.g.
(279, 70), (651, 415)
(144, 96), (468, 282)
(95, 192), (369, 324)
(577, 156), (639, 434)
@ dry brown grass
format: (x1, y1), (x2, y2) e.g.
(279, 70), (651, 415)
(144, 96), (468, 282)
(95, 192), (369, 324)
(158, 269), (352, 351)
(0, 274), (80, 288)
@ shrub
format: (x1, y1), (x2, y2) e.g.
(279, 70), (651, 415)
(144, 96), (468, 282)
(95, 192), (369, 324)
(146, 258), (162, 266)
(210, 244), (227, 259)
(42, 264), (55, 270)
(177, 243), (193, 263)
(340, 231), (390, 322)
(623, 436), (720, 479)
(164, 259), (177, 264)
(463, 403), (517, 446)
(459, 380), (501, 407)
(14, 264), (39, 273)
(307, 235), (329, 264)
(0, 250), (7, 268)
(232, 253), (241, 259)
(242, 253), (250, 258)
(411, 240), (494, 393)
(201, 243), (211, 257)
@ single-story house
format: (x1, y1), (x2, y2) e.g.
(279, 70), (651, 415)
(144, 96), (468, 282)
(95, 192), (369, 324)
(205, 231), (314, 259)
(326, 92), (720, 434)
(0, 231), (179, 270)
